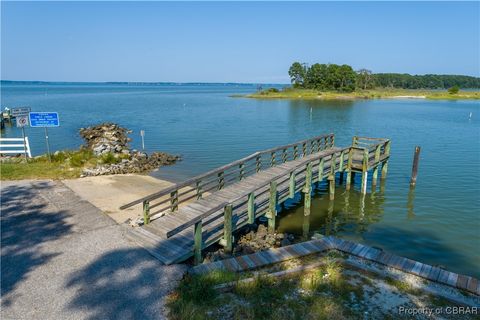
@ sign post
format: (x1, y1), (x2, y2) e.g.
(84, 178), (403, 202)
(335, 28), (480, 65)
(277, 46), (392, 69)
(29, 112), (60, 162)
(140, 130), (145, 151)
(12, 107), (31, 161)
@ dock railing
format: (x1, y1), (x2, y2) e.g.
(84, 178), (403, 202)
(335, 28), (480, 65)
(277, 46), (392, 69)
(347, 136), (391, 192)
(158, 145), (348, 264)
(120, 133), (335, 222)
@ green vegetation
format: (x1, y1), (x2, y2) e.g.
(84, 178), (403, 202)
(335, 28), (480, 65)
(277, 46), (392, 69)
(289, 62), (357, 92)
(167, 260), (371, 320)
(448, 85), (460, 94)
(0, 149), (124, 180)
(288, 61), (480, 91)
(246, 87), (480, 100)
(242, 61), (480, 100)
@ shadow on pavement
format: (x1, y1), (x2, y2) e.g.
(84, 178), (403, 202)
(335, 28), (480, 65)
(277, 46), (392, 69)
(1, 182), (73, 306)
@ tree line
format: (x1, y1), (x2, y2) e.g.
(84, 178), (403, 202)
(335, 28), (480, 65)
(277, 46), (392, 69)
(288, 62), (480, 92)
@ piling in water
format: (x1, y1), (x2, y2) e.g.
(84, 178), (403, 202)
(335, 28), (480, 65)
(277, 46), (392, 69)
(410, 146), (421, 187)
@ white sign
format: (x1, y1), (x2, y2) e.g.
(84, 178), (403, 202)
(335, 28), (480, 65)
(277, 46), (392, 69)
(11, 107), (31, 117)
(16, 115), (29, 127)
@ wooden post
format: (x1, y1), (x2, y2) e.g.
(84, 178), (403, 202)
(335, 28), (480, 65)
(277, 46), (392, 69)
(303, 163), (312, 216)
(345, 148), (353, 190)
(194, 221), (202, 265)
(302, 213), (310, 240)
(318, 158), (325, 183)
(143, 200), (150, 225)
(289, 172), (296, 198)
(223, 204), (233, 253)
(330, 135), (335, 148)
(267, 181), (277, 233)
(196, 180), (202, 199)
(328, 175), (335, 200)
(352, 135), (358, 147)
(282, 148), (287, 163)
(239, 163), (245, 181)
(361, 148), (368, 194)
(256, 155), (261, 172)
(293, 145), (299, 159)
(329, 152), (336, 200)
(339, 150), (344, 171)
(270, 152), (276, 167)
(338, 150), (344, 184)
(381, 141), (391, 180)
(330, 152), (337, 175)
(248, 192), (255, 223)
(302, 142), (307, 156)
(372, 145), (381, 187)
(218, 171), (225, 190)
(410, 146), (421, 187)
(170, 191), (178, 212)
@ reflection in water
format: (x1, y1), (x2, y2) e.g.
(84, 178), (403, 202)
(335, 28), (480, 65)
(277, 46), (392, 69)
(286, 99), (355, 136)
(407, 186), (416, 219)
(277, 179), (385, 239)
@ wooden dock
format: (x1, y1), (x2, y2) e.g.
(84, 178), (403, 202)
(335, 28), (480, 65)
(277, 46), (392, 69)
(120, 134), (391, 265)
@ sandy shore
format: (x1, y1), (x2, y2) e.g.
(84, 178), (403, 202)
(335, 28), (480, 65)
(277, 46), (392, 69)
(391, 95), (426, 99)
(63, 174), (174, 224)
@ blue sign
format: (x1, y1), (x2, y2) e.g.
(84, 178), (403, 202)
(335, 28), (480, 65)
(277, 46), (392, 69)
(29, 112), (60, 127)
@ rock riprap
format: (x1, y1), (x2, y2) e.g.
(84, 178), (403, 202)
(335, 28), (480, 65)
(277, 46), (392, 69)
(79, 123), (131, 155)
(79, 123), (179, 177)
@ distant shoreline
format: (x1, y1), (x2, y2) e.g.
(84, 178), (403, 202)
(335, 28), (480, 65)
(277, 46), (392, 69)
(237, 88), (480, 101)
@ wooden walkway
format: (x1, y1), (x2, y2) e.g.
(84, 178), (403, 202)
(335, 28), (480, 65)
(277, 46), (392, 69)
(189, 236), (480, 297)
(121, 134), (391, 265)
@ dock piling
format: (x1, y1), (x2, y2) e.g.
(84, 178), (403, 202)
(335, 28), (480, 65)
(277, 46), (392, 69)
(267, 181), (277, 233)
(303, 163), (313, 216)
(194, 221), (202, 265)
(410, 146), (421, 187)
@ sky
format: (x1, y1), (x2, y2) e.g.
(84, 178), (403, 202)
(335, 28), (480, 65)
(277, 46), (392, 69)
(1, 1), (479, 83)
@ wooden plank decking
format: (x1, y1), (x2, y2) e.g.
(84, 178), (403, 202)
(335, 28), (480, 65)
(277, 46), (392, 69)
(122, 134), (391, 265)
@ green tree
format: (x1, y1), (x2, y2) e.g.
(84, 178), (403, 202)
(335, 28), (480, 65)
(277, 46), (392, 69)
(288, 62), (307, 88)
(356, 69), (374, 90)
(448, 85), (460, 94)
(338, 65), (357, 92)
(304, 63), (328, 89)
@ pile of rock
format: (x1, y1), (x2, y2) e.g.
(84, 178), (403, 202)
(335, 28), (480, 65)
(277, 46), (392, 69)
(203, 224), (295, 263)
(235, 224), (295, 254)
(79, 123), (131, 156)
(79, 123), (180, 177)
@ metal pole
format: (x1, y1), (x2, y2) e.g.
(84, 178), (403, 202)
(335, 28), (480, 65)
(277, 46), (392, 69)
(410, 146), (421, 187)
(45, 127), (51, 162)
(21, 126), (27, 161)
(140, 130), (145, 151)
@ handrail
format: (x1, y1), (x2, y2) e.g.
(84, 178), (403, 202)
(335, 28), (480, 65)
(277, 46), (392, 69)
(120, 133), (334, 210)
(165, 146), (349, 237)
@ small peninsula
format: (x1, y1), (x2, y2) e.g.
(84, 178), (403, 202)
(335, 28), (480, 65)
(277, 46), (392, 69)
(242, 62), (480, 100)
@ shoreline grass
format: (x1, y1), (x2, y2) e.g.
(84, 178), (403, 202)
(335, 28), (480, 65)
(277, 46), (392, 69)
(238, 88), (480, 101)
(0, 149), (126, 180)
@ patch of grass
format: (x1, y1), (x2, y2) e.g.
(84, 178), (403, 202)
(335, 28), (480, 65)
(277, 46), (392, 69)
(384, 276), (422, 295)
(1, 160), (82, 180)
(1, 148), (100, 180)
(99, 152), (120, 165)
(166, 270), (237, 320)
(168, 260), (368, 320)
(240, 88), (480, 100)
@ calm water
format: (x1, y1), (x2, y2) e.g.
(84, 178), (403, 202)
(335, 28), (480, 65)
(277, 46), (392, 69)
(1, 84), (479, 277)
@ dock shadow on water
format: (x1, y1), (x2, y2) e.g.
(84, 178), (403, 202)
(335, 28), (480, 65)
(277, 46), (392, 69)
(276, 179), (479, 278)
(277, 180), (386, 239)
